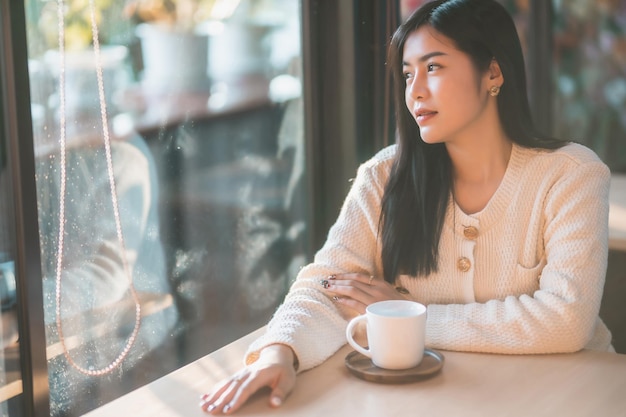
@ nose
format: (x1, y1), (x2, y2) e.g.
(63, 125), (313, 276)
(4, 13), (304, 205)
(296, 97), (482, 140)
(407, 73), (427, 100)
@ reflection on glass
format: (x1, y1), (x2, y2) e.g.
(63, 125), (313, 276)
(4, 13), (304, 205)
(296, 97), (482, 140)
(25, 0), (304, 414)
(0, 108), (21, 413)
(552, 0), (626, 171)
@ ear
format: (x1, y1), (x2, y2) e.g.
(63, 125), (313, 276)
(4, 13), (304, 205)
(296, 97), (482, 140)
(487, 58), (504, 84)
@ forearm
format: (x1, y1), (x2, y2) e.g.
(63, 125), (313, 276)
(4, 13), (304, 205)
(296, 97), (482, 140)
(425, 294), (601, 354)
(245, 279), (349, 371)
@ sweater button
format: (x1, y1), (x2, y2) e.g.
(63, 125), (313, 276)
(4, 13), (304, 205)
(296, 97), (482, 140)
(457, 257), (471, 272)
(463, 226), (478, 240)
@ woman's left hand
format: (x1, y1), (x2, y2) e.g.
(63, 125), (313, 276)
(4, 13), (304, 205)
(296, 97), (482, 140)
(321, 273), (409, 314)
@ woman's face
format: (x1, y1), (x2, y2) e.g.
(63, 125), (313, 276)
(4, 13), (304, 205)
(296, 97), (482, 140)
(403, 26), (496, 145)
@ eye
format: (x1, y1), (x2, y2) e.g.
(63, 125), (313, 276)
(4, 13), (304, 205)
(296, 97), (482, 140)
(402, 68), (413, 80)
(427, 63), (441, 72)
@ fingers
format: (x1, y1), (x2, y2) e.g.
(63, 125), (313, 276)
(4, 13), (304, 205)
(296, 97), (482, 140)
(200, 374), (246, 414)
(268, 376), (292, 408)
(218, 373), (267, 414)
(328, 272), (378, 286)
(321, 273), (378, 301)
(321, 273), (407, 308)
(200, 361), (295, 414)
(331, 295), (367, 314)
(321, 276), (372, 315)
(320, 273), (376, 295)
(199, 376), (231, 410)
(201, 374), (255, 415)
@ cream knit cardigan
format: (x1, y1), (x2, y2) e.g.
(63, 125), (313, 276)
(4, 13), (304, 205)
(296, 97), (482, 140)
(246, 142), (613, 371)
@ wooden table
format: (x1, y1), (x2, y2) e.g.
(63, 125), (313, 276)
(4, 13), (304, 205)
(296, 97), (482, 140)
(86, 327), (626, 417)
(610, 173), (626, 252)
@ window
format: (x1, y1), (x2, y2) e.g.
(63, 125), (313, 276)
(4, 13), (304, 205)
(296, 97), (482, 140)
(6, 0), (393, 411)
(6, 0), (307, 415)
(552, 0), (626, 172)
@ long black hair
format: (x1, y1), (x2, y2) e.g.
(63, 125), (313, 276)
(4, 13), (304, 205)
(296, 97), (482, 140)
(380, 0), (565, 283)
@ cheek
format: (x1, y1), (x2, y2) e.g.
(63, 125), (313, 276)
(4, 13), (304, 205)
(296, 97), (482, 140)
(405, 89), (413, 110)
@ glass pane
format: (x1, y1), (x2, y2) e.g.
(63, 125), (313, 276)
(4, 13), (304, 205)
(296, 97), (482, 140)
(552, 0), (626, 172)
(25, 0), (305, 415)
(0, 127), (22, 413)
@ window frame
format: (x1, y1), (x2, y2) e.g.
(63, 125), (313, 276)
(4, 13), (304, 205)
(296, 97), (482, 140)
(302, 0), (397, 250)
(0, 0), (50, 415)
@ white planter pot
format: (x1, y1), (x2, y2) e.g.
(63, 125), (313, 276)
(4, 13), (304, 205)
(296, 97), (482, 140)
(136, 24), (210, 93)
(202, 20), (271, 82)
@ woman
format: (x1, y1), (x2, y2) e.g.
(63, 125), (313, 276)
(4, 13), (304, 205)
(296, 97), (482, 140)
(201, 0), (613, 413)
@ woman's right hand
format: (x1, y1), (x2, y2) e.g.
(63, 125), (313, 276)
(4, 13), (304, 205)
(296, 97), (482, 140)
(199, 344), (297, 414)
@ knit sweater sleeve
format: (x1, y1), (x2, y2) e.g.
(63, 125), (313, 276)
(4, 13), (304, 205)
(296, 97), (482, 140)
(426, 157), (611, 354)
(244, 151), (391, 371)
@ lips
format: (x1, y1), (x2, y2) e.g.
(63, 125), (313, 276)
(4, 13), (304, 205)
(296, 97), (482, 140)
(414, 109), (437, 123)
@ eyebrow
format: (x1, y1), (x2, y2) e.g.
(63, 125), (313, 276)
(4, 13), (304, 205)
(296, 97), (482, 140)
(402, 51), (447, 65)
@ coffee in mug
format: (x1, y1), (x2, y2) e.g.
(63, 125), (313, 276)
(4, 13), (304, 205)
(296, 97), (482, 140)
(346, 300), (427, 370)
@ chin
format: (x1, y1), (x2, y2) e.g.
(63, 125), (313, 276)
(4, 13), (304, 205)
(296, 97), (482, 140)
(419, 133), (444, 145)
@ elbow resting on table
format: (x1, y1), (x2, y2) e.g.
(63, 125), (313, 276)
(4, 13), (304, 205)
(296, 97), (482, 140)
(540, 311), (599, 353)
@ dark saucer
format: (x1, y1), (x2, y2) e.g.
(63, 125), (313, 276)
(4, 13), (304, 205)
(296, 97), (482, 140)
(345, 348), (444, 384)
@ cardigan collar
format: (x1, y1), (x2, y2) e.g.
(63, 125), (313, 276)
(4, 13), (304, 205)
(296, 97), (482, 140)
(450, 142), (530, 234)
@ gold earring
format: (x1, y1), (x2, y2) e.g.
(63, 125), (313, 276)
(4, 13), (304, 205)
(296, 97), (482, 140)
(489, 85), (501, 97)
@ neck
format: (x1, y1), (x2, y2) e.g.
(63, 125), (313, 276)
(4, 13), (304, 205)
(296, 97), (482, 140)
(446, 127), (513, 214)
(447, 130), (512, 186)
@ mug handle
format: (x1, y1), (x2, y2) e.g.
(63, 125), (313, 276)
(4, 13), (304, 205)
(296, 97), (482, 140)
(345, 314), (371, 358)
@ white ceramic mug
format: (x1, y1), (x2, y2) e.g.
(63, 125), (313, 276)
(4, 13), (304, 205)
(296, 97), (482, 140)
(346, 300), (427, 370)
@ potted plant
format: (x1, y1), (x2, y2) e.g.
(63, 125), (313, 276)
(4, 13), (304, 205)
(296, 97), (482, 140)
(123, 0), (222, 92)
(123, 0), (218, 32)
